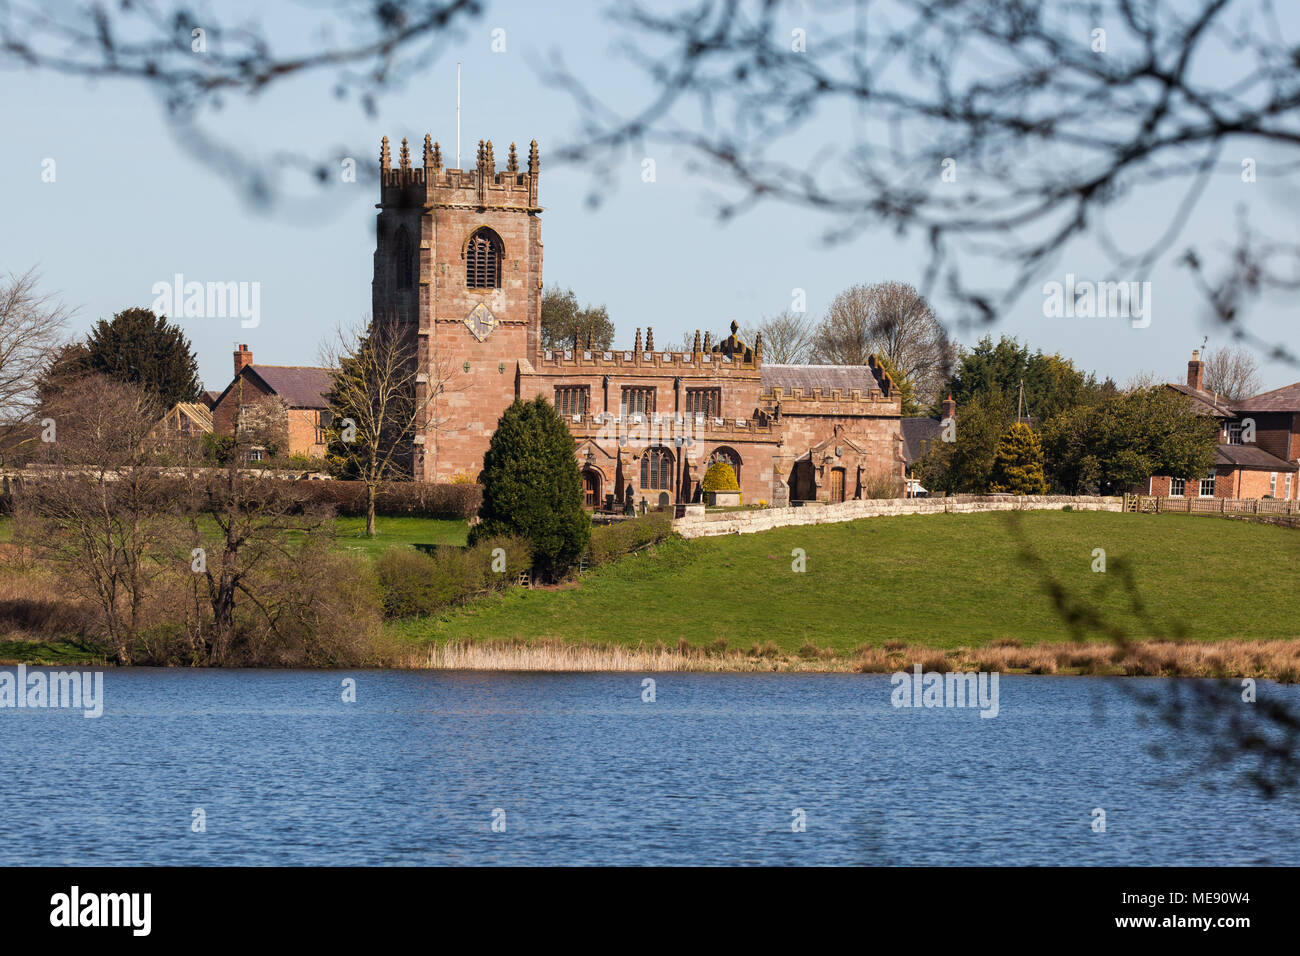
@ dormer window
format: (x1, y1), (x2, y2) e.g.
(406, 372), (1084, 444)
(466, 227), (503, 289)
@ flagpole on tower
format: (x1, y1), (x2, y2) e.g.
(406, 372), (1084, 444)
(456, 62), (462, 169)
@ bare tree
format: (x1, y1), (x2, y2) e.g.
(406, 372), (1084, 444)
(548, 0), (1300, 369)
(321, 320), (456, 535)
(0, 1), (484, 204)
(5, 2), (1297, 367)
(815, 282), (954, 406)
(741, 310), (817, 364)
(1202, 345), (1262, 400)
(14, 375), (168, 664)
(0, 270), (69, 422)
(179, 464), (334, 665)
(1124, 369), (1164, 392)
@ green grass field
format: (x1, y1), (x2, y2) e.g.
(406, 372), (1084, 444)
(0, 516), (468, 557)
(329, 516), (468, 556)
(392, 511), (1299, 652)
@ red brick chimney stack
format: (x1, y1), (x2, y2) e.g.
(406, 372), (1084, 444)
(234, 344), (253, 376)
(1187, 349), (1205, 391)
(942, 395), (956, 421)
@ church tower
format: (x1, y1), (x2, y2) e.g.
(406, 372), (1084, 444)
(372, 134), (543, 481)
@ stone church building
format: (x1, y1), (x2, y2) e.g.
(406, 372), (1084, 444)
(372, 133), (904, 507)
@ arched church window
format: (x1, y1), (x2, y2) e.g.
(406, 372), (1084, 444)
(394, 226), (415, 289)
(710, 446), (741, 484)
(641, 446), (674, 491)
(466, 227), (503, 289)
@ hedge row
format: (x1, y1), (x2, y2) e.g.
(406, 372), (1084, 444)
(1, 475), (481, 520)
(288, 480), (482, 520)
(375, 534), (532, 617)
(586, 513), (675, 567)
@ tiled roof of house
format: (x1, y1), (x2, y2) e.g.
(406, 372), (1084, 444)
(1215, 443), (1298, 471)
(1233, 382), (1300, 413)
(900, 416), (943, 464)
(246, 365), (334, 410)
(761, 364), (884, 394)
(1166, 383), (1236, 417)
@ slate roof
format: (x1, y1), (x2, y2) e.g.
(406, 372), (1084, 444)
(761, 364), (884, 394)
(245, 365), (334, 410)
(1233, 382), (1300, 413)
(1215, 443), (1298, 471)
(1166, 383), (1236, 417)
(900, 417), (944, 464)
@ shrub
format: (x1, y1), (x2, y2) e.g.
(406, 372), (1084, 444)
(376, 535), (532, 617)
(294, 480), (480, 519)
(233, 546), (385, 666)
(989, 422), (1049, 495)
(861, 470), (903, 499)
(702, 462), (739, 492)
(585, 513), (673, 567)
(471, 396), (590, 577)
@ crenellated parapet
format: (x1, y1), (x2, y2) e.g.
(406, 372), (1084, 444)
(378, 134), (541, 211)
(538, 346), (759, 373)
(562, 411), (779, 445)
(759, 385), (900, 417)
(539, 322), (762, 372)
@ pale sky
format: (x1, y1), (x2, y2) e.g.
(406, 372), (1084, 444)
(1, 0), (1296, 394)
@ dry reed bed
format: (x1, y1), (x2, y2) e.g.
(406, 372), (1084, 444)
(405, 637), (1300, 681)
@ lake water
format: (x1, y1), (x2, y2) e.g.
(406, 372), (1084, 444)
(2, 670), (1297, 865)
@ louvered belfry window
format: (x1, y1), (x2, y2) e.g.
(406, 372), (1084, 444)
(466, 228), (502, 289)
(395, 226), (415, 289)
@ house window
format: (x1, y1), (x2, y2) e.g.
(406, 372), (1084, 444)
(1270, 472), (1278, 497)
(621, 387), (655, 417)
(686, 388), (721, 417)
(1199, 469), (1216, 497)
(640, 446), (674, 491)
(316, 410), (332, 447)
(1226, 422), (1243, 445)
(1286, 474), (1293, 499)
(465, 227), (502, 289)
(1169, 477), (1185, 497)
(554, 386), (589, 417)
(246, 448), (265, 463)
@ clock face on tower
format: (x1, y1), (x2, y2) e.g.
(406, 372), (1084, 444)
(464, 303), (497, 342)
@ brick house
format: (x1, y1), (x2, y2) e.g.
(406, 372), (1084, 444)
(209, 345), (334, 461)
(367, 133), (905, 506)
(1147, 350), (1299, 500)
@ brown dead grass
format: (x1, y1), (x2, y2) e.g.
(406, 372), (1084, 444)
(400, 636), (1300, 681)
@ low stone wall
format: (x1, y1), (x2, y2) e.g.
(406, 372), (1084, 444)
(672, 495), (1124, 538)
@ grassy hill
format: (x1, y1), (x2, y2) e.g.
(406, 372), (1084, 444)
(393, 511), (1299, 653)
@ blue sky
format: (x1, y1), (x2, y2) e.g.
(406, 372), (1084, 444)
(1, 0), (1296, 394)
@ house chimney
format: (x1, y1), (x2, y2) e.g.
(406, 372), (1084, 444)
(941, 394), (956, 422)
(1187, 349), (1204, 391)
(234, 344), (253, 376)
